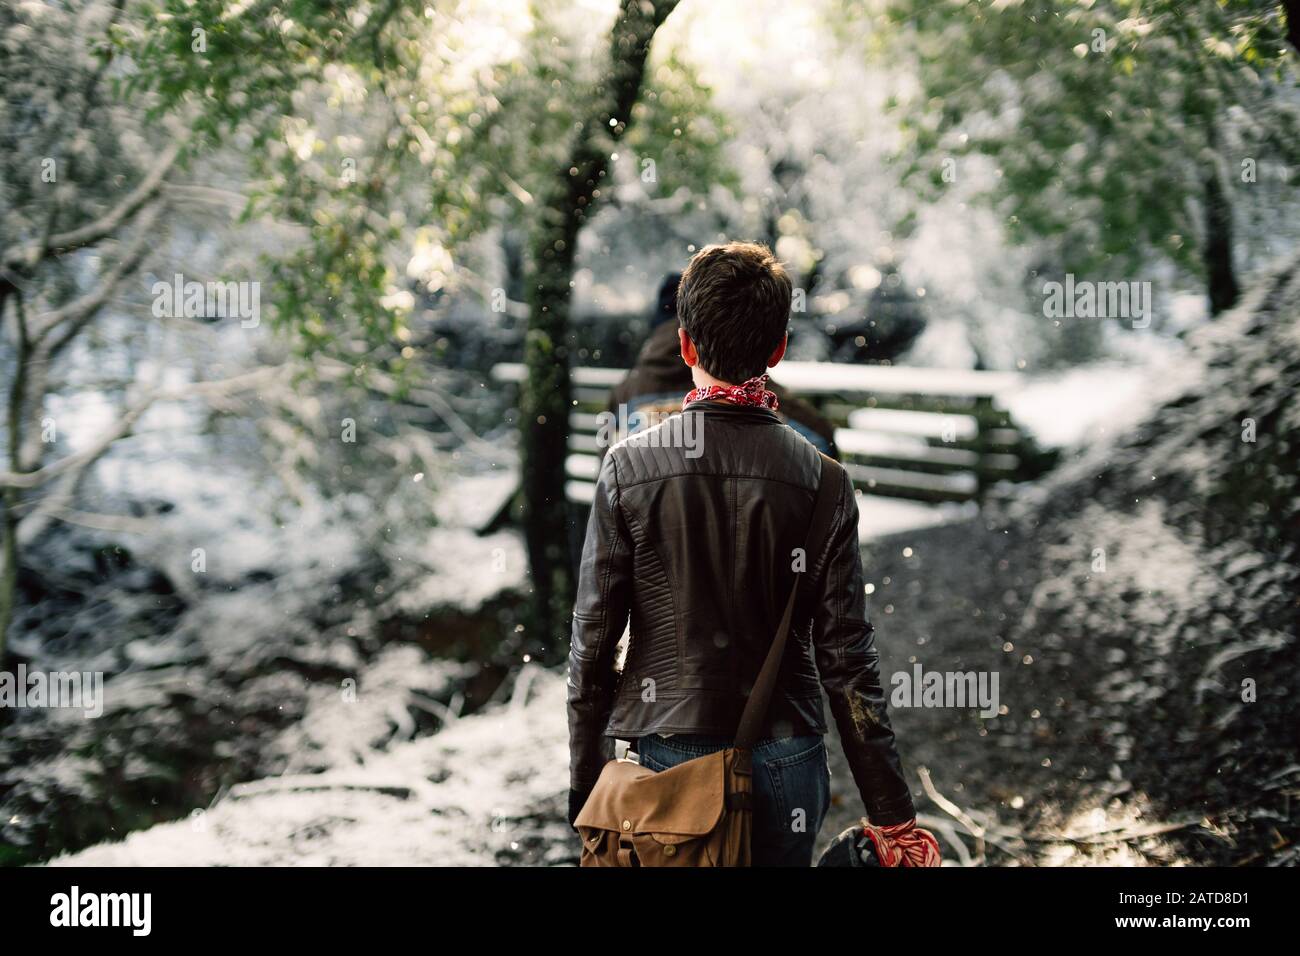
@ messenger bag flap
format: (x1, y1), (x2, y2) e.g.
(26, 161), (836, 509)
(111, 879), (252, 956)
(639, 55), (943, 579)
(573, 749), (727, 837)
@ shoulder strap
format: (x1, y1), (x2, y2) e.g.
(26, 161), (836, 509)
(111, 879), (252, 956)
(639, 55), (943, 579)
(734, 453), (845, 752)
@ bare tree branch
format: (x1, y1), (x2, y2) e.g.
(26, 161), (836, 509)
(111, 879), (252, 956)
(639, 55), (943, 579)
(13, 469), (85, 550)
(0, 365), (289, 493)
(29, 202), (167, 347)
(2, 141), (184, 274)
(9, 203), (166, 477)
(315, 357), (506, 462)
(162, 183), (249, 213)
(30, 507), (156, 538)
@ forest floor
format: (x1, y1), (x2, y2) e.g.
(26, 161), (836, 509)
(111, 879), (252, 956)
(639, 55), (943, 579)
(41, 518), (1157, 868)
(46, 504), (1292, 867)
(28, 529), (1239, 867)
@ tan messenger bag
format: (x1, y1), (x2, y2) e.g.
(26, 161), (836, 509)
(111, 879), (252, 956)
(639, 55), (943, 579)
(574, 453), (844, 866)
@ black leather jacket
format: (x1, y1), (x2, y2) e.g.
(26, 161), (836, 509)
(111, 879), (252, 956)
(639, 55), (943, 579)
(567, 400), (916, 826)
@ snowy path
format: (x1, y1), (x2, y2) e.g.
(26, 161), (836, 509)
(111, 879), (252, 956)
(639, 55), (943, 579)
(48, 667), (575, 867)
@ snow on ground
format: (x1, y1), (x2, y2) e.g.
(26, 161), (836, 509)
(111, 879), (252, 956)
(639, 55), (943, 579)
(431, 470), (517, 529)
(384, 473), (527, 614)
(379, 526), (526, 617)
(3, 442), (529, 863)
(857, 494), (977, 541)
(47, 665), (572, 867)
(262, 645), (479, 774)
(996, 358), (1199, 451)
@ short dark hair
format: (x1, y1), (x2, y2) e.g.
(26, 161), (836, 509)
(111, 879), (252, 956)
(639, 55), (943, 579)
(677, 241), (792, 383)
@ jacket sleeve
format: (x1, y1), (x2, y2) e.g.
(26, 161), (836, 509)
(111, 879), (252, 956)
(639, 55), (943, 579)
(809, 467), (916, 825)
(567, 450), (634, 793)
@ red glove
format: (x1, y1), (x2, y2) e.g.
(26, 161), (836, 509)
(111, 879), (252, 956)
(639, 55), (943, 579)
(860, 818), (941, 867)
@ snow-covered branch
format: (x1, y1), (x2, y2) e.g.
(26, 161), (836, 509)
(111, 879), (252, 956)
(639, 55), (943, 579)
(28, 203), (167, 348)
(2, 142), (184, 274)
(0, 365), (290, 494)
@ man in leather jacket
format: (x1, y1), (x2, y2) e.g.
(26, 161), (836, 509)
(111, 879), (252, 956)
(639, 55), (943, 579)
(566, 242), (917, 865)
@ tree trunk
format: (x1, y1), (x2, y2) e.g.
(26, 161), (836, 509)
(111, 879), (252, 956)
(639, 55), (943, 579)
(0, 487), (17, 666)
(0, 282), (29, 666)
(1203, 131), (1239, 317)
(520, 0), (679, 656)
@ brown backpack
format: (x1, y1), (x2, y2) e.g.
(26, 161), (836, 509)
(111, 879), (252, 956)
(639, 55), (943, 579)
(573, 454), (844, 866)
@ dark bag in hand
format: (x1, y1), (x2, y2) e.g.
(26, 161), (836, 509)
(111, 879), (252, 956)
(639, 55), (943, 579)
(816, 823), (882, 867)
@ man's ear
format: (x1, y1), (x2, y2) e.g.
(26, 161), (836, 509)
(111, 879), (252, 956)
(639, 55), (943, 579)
(766, 332), (789, 369)
(679, 327), (699, 368)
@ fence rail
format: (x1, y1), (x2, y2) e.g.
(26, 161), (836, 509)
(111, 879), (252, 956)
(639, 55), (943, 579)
(490, 361), (1053, 507)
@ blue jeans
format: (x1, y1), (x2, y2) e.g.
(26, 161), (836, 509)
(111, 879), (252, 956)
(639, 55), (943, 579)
(636, 733), (831, 867)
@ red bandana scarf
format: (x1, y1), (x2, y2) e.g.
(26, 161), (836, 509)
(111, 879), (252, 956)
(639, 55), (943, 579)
(861, 819), (942, 867)
(682, 373), (780, 412)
